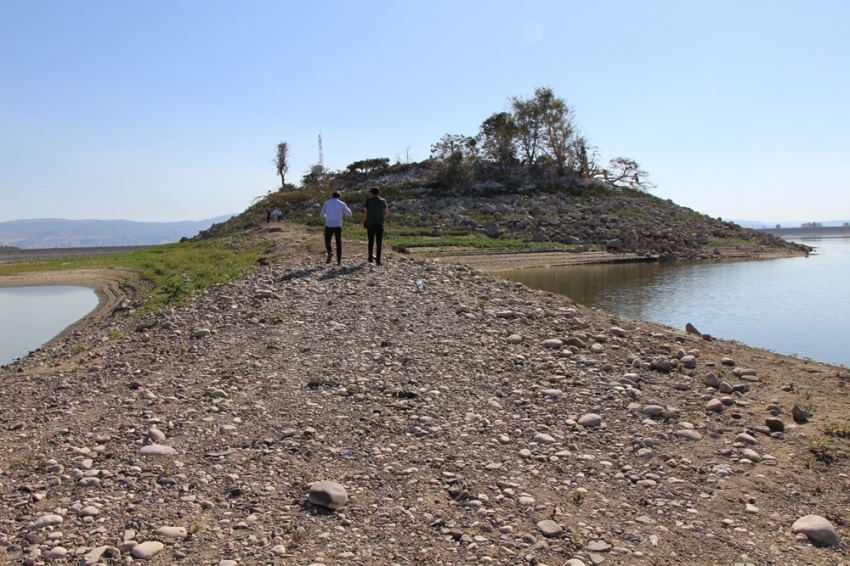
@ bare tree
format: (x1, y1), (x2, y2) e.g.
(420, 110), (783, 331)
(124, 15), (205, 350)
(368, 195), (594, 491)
(274, 142), (290, 187)
(569, 135), (602, 178)
(605, 157), (655, 191)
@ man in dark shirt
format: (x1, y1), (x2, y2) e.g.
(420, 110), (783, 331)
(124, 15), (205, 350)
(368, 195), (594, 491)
(363, 187), (388, 265)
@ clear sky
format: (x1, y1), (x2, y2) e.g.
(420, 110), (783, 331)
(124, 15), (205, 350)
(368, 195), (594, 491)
(1, 0), (848, 224)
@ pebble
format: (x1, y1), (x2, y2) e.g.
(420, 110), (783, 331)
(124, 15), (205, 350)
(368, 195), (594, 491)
(586, 540), (612, 551)
(578, 413), (602, 427)
(537, 519), (563, 537)
(736, 433), (758, 445)
(138, 443), (177, 456)
(28, 514), (63, 529)
(641, 405), (664, 416)
(131, 540), (165, 559)
(676, 430), (702, 441)
(308, 480), (349, 510)
(45, 546), (68, 559)
(791, 515), (840, 547)
(155, 526), (187, 539)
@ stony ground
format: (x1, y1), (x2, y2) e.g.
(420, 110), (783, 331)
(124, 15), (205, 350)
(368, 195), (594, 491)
(1, 229), (849, 566)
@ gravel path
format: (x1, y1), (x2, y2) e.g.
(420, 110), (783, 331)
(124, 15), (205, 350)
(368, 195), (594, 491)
(0, 234), (847, 565)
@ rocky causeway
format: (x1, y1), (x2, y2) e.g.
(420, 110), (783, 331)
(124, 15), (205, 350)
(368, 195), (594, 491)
(0, 228), (848, 565)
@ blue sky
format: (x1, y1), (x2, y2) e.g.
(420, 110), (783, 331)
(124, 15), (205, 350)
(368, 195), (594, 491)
(1, 0), (848, 223)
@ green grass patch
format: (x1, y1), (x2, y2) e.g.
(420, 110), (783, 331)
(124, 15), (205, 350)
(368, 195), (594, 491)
(376, 232), (572, 251)
(0, 236), (272, 312)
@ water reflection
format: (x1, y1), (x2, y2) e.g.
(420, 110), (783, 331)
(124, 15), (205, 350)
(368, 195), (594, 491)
(0, 286), (99, 365)
(506, 237), (850, 367)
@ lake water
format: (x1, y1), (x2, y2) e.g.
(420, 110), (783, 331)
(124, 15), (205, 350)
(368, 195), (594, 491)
(505, 236), (850, 367)
(0, 286), (99, 366)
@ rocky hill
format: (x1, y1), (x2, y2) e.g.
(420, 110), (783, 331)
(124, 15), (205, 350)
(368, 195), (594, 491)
(1, 234), (847, 565)
(201, 165), (807, 262)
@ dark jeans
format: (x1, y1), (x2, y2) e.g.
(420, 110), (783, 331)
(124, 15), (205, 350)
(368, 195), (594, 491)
(367, 224), (384, 262)
(324, 226), (342, 262)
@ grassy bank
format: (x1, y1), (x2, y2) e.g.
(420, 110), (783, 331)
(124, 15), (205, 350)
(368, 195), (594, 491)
(0, 236), (272, 311)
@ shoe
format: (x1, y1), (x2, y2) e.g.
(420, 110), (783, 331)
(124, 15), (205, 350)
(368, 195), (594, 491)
(337, 260), (341, 266)
(375, 260), (382, 266)
(367, 256), (374, 263)
(326, 253), (332, 264)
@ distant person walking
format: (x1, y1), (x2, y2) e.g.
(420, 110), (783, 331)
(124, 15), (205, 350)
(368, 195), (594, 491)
(272, 207), (282, 222)
(320, 191), (352, 265)
(363, 187), (388, 265)
(266, 208), (272, 224)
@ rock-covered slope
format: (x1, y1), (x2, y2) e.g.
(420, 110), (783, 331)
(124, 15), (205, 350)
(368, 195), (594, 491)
(201, 172), (807, 261)
(388, 192), (804, 260)
(1, 249), (847, 565)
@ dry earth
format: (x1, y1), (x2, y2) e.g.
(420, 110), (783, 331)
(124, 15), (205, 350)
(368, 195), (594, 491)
(0, 224), (848, 566)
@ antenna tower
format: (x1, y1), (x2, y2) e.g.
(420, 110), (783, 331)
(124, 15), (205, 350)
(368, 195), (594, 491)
(318, 132), (324, 171)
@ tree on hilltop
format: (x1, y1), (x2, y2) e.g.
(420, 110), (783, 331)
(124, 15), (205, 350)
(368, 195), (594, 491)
(431, 134), (478, 160)
(274, 142), (290, 187)
(605, 157), (654, 191)
(346, 158), (390, 176)
(479, 112), (518, 168)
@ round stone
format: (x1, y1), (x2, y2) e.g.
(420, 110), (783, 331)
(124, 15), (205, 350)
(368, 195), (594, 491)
(131, 541), (165, 559)
(537, 519), (563, 537)
(155, 526), (187, 539)
(641, 405), (664, 416)
(578, 413), (602, 428)
(308, 480), (349, 510)
(139, 444), (177, 456)
(792, 515), (840, 547)
(28, 514), (63, 530)
(676, 430), (702, 441)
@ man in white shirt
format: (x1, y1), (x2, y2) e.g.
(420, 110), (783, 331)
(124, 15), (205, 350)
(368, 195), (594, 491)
(320, 191), (352, 265)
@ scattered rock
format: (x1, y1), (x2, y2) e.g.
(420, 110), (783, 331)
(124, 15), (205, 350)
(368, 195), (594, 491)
(537, 519), (563, 538)
(308, 481), (349, 510)
(131, 541), (165, 559)
(792, 515), (840, 547)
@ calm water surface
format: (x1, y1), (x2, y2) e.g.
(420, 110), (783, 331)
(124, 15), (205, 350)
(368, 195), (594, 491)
(0, 286), (99, 366)
(506, 236), (850, 367)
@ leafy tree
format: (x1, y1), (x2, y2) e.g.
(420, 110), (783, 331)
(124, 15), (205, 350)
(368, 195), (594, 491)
(346, 158), (390, 175)
(274, 142), (290, 187)
(510, 95), (543, 165)
(535, 87), (575, 173)
(479, 112), (518, 167)
(431, 134), (478, 160)
(510, 87), (577, 172)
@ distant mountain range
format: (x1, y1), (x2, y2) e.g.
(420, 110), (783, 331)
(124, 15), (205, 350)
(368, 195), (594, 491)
(728, 219), (850, 229)
(0, 215), (236, 249)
